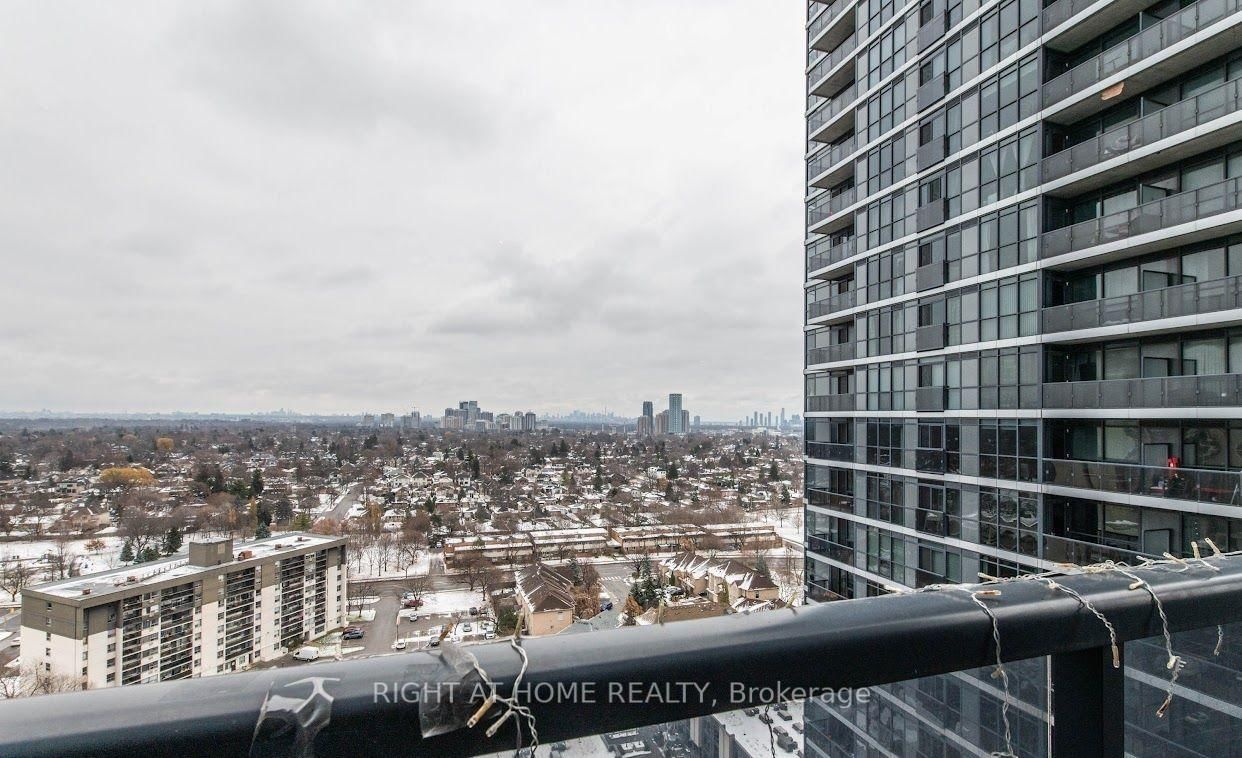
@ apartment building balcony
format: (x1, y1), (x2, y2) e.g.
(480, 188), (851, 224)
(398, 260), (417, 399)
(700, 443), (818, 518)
(1042, 273), (1242, 334)
(806, 393), (856, 413)
(808, 0), (856, 52)
(1043, 0), (1171, 50)
(806, 441), (855, 462)
(1042, 374), (1242, 410)
(806, 235), (857, 274)
(807, 288), (856, 321)
(4, 557), (1240, 757)
(1043, 457), (1241, 506)
(1041, 177), (1242, 264)
(807, 186), (857, 233)
(807, 342), (857, 365)
(1043, 0), (1242, 123)
(1043, 78), (1242, 187)
(807, 135), (857, 189)
(807, 84), (857, 143)
(807, 33), (856, 98)
(1042, 533), (1153, 566)
(806, 533), (854, 564)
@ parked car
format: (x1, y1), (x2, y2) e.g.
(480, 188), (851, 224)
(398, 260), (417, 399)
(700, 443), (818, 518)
(392, 639), (407, 650)
(600, 601), (614, 612)
(403, 598), (423, 609)
(758, 712), (773, 724)
(469, 607), (479, 616)
(792, 722), (804, 734)
(459, 622), (474, 635)
(292, 646), (320, 662)
(342, 628), (364, 640)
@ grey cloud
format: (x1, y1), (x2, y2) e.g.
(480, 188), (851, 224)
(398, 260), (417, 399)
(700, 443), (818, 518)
(0, 1), (805, 419)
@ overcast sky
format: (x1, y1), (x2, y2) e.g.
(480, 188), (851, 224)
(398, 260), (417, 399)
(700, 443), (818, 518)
(0, 1), (805, 420)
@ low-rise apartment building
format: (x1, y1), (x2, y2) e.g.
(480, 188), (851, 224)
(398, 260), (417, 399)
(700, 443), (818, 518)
(513, 563), (576, 636)
(19, 533), (347, 690)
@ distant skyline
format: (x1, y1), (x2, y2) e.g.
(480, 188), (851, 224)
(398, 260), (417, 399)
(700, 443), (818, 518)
(0, 2), (804, 420)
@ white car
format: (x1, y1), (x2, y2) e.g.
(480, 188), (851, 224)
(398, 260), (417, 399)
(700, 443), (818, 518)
(392, 639), (407, 650)
(292, 646), (321, 662)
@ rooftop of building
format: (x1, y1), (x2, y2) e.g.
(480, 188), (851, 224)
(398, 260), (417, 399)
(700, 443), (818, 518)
(25, 532), (345, 601)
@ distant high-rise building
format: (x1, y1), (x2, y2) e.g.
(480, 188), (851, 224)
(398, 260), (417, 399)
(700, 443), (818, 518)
(523, 412), (537, 431)
(692, 415), (701, 430)
(655, 410), (669, 436)
(458, 401), (480, 424)
(361, 413), (375, 427)
(680, 410), (689, 434)
(379, 413), (395, 428)
(636, 416), (653, 436)
(642, 400), (654, 426)
(668, 394), (684, 434)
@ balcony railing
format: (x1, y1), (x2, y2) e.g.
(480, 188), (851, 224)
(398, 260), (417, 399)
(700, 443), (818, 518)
(807, 533), (855, 563)
(2, 557), (1240, 757)
(1043, 458), (1242, 505)
(1041, 176), (1242, 259)
(1042, 533), (1153, 565)
(1041, 0), (1100, 33)
(807, 288), (857, 319)
(806, 393), (856, 412)
(1043, 78), (1242, 182)
(808, 186), (857, 225)
(807, 33), (857, 93)
(808, 0), (853, 42)
(806, 441), (855, 462)
(1042, 374), (1242, 409)
(1042, 274), (1242, 333)
(807, 235), (857, 271)
(1044, 0), (1241, 107)
(807, 342), (857, 364)
(808, 84), (857, 134)
(807, 135), (857, 179)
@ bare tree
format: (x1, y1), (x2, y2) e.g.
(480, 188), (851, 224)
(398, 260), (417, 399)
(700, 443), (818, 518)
(403, 574), (433, 607)
(348, 580), (376, 617)
(460, 556), (492, 591)
(46, 534), (77, 580)
(0, 561), (31, 603)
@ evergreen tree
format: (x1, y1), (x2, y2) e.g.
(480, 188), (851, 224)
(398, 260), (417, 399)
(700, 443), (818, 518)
(140, 546), (160, 563)
(469, 454), (480, 479)
(274, 499), (294, 522)
(768, 461), (779, 480)
(163, 526), (182, 555)
(568, 554), (583, 585)
(255, 521), (271, 539)
(291, 512), (313, 530)
(120, 539), (135, 563)
(667, 462), (679, 480)
(780, 484), (791, 505)
(592, 465), (604, 492)
(251, 469), (265, 496)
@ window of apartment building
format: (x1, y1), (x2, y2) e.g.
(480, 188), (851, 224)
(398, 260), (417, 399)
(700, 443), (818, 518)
(979, 486), (1038, 555)
(979, 419), (1038, 482)
(915, 541), (962, 587)
(866, 419), (905, 466)
(916, 482), (962, 538)
(865, 76), (914, 142)
(864, 135), (913, 197)
(866, 472), (907, 525)
(865, 0), (914, 35)
(978, 55), (1039, 139)
(865, 20), (915, 88)
(865, 528), (908, 581)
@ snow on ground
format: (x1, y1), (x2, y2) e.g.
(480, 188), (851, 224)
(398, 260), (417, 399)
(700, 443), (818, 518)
(348, 609), (377, 622)
(749, 507), (804, 544)
(413, 589), (485, 616)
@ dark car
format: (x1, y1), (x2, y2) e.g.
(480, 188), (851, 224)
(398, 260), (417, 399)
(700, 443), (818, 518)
(469, 607), (479, 616)
(777, 709), (792, 721)
(342, 628), (364, 640)
(601, 601), (614, 612)
(403, 598), (423, 609)
(758, 712), (773, 724)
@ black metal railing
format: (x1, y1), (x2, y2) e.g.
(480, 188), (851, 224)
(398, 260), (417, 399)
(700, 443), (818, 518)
(1042, 274), (1242, 333)
(1042, 374), (1242, 409)
(1044, 458), (1242, 506)
(1043, 78), (1242, 182)
(2, 557), (1240, 757)
(1042, 176), (1242, 259)
(1043, 0), (1241, 107)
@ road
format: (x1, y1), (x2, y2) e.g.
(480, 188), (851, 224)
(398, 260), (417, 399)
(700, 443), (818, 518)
(324, 482), (363, 524)
(588, 563), (632, 630)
